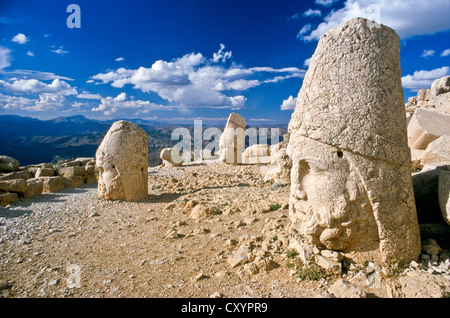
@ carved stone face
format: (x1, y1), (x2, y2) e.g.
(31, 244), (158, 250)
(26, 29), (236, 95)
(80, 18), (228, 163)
(97, 159), (125, 200)
(288, 136), (377, 252)
(95, 121), (148, 201)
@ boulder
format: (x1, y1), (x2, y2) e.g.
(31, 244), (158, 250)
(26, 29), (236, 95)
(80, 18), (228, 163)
(0, 192), (19, 206)
(327, 279), (366, 298)
(39, 176), (65, 193)
(160, 148), (182, 167)
(0, 170), (33, 181)
(35, 167), (54, 178)
(0, 156), (20, 173)
(0, 179), (29, 197)
(434, 92), (450, 114)
(421, 135), (450, 165)
(430, 76), (450, 98)
(96, 120), (149, 201)
(243, 144), (271, 164)
(286, 17), (420, 265)
(26, 178), (44, 197)
(407, 108), (450, 150)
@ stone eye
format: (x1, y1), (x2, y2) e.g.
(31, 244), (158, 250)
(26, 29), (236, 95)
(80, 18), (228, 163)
(337, 151), (343, 158)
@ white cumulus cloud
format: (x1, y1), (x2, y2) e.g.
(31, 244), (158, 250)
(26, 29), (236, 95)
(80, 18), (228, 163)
(300, 0), (450, 42)
(0, 78), (77, 95)
(315, 0), (339, 6)
(421, 50), (435, 58)
(401, 66), (450, 91)
(11, 33), (28, 44)
(0, 46), (11, 70)
(303, 9), (322, 17)
(441, 49), (450, 57)
(280, 95), (298, 110)
(90, 44), (304, 109)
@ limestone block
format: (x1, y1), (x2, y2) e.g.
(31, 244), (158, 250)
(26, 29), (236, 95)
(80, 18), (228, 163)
(407, 108), (450, 150)
(434, 92), (450, 114)
(40, 176), (65, 193)
(0, 170), (32, 181)
(430, 76), (450, 98)
(35, 167), (54, 177)
(314, 255), (342, 275)
(243, 144), (271, 164)
(0, 179), (29, 197)
(417, 89), (431, 101)
(84, 165), (98, 183)
(0, 156), (20, 173)
(26, 178), (44, 197)
(287, 17), (420, 265)
(421, 135), (450, 165)
(96, 120), (148, 201)
(328, 279), (366, 298)
(0, 192), (19, 206)
(160, 148), (182, 167)
(219, 113), (246, 165)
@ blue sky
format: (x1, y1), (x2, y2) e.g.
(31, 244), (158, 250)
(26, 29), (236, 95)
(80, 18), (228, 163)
(0, 0), (449, 124)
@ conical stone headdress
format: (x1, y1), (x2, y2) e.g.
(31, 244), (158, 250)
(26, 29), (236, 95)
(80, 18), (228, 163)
(288, 17), (411, 167)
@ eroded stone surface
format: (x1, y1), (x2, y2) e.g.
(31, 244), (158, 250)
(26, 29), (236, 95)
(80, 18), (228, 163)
(219, 113), (246, 165)
(286, 17), (420, 265)
(96, 121), (148, 201)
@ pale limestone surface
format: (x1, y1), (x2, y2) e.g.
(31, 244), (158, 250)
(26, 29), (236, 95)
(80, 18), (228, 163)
(160, 147), (182, 167)
(421, 135), (450, 165)
(407, 108), (450, 150)
(96, 120), (148, 201)
(286, 17), (420, 265)
(243, 144), (271, 164)
(264, 135), (292, 185)
(219, 113), (246, 164)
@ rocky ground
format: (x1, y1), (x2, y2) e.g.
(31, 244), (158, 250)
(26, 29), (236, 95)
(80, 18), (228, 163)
(0, 162), (449, 299)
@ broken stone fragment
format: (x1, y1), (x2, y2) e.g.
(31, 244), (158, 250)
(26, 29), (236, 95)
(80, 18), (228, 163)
(0, 156), (20, 173)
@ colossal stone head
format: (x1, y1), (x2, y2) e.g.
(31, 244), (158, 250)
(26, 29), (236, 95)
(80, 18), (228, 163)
(96, 120), (148, 201)
(219, 113), (246, 164)
(287, 18), (421, 265)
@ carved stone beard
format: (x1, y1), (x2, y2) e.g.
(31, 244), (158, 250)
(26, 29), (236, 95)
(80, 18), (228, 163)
(288, 136), (379, 253)
(291, 179), (373, 251)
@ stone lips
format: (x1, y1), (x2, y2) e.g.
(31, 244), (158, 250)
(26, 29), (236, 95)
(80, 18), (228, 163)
(287, 17), (421, 265)
(96, 120), (149, 201)
(288, 17), (411, 167)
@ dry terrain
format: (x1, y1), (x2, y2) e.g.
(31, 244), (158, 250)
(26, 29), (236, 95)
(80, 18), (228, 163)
(0, 162), (449, 298)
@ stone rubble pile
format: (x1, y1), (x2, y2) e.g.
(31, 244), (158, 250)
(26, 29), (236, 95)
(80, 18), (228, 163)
(0, 155), (98, 206)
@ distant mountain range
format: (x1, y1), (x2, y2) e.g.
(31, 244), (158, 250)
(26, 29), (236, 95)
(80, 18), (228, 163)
(0, 115), (287, 167)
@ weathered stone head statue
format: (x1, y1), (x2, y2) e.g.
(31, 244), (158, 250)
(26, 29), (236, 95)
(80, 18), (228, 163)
(219, 113), (246, 164)
(287, 18), (421, 265)
(96, 120), (148, 201)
